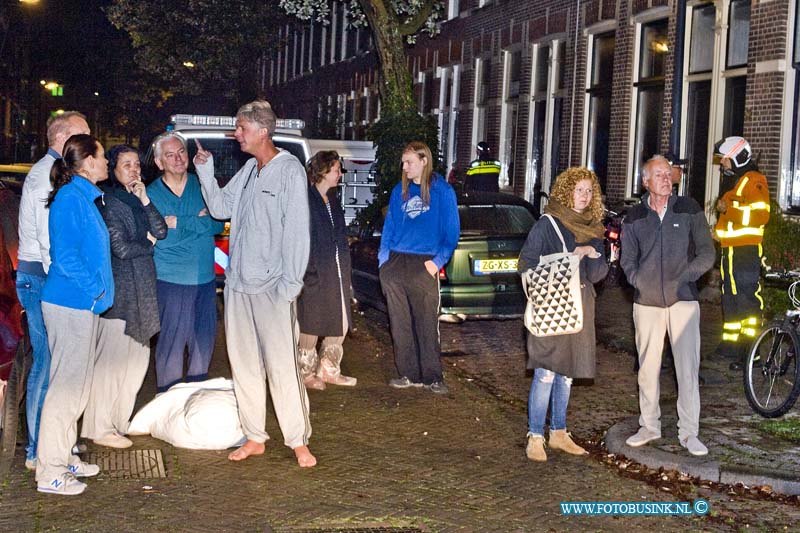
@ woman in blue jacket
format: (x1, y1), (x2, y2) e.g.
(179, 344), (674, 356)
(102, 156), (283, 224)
(378, 141), (459, 394)
(36, 134), (114, 496)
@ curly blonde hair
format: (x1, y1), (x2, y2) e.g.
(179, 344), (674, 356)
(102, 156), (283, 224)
(549, 167), (605, 220)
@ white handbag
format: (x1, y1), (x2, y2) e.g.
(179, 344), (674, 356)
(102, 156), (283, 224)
(521, 215), (584, 337)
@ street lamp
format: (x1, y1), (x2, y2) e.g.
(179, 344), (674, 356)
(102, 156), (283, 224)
(18, 1), (41, 4)
(182, 61), (196, 68)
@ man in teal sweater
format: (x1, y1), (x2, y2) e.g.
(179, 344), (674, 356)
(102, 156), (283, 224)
(147, 133), (224, 393)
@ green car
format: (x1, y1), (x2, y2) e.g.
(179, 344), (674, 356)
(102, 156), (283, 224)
(349, 192), (538, 322)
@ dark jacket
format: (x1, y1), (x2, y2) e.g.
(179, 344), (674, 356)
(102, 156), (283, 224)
(620, 193), (715, 308)
(518, 215), (608, 379)
(100, 188), (168, 345)
(297, 185), (353, 337)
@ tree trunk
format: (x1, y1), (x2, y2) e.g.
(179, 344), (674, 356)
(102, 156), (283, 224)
(358, 0), (415, 115)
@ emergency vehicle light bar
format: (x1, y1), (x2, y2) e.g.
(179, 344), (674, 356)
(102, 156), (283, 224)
(170, 114), (305, 130)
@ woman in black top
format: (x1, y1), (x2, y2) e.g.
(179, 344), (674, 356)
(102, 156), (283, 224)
(296, 151), (356, 390)
(81, 145), (167, 448)
(518, 167), (607, 462)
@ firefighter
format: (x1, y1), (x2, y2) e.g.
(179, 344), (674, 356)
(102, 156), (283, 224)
(465, 141), (501, 193)
(713, 136), (771, 370)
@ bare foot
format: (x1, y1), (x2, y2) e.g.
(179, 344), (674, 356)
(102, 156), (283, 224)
(228, 440), (265, 461)
(293, 445), (317, 468)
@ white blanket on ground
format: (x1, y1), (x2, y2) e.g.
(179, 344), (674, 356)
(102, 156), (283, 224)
(128, 378), (245, 450)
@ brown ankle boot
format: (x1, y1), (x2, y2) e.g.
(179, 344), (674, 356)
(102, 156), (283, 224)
(526, 435), (547, 462)
(548, 430), (588, 455)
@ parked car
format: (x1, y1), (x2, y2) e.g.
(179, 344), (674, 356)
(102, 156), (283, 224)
(350, 192), (538, 322)
(0, 175), (27, 468)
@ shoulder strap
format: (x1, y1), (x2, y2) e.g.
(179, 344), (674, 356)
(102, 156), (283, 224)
(542, 214), (568, 253)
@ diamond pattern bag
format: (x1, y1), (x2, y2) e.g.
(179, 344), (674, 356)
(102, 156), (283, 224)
(521, 215), (584, 337)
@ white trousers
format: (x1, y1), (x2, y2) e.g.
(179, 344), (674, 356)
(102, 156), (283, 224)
(633, 300), (701, 442)
(81, 318), (150, 439)
(224, 286), (311, 449)
(37, 303), (98, 481)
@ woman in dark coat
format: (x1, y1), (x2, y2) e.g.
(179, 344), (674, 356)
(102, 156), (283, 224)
(517, 167), (607, 462)
(81, 145), (167, 448)
(296, 151), (355, 390)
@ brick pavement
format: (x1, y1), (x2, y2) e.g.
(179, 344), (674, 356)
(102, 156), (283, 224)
(0, 296), (797, 531)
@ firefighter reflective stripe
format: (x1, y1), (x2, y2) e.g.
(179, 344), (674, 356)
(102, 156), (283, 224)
(729, 200), (770, 227)
(722, 321), (741, 341)
(741, 316), (759, 338)
(728, 246), (737, 295)
(735, 176), (749, 196)
(715, 224), (765, 239)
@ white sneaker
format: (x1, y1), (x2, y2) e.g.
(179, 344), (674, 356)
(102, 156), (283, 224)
(25, 458), (36, 471)
(93, 432), (132, 449)
(680, 436), (708, 456)
(68, 461), (100, 478)
(37, 472), (87, 496)
(625, 427), (662, 447)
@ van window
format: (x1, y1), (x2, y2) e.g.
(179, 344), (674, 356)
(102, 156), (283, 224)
(185, 137), (250, 187)
(273, 140), (307, 165)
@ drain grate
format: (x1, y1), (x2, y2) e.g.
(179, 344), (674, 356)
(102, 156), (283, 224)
(86, 449), (167, 479)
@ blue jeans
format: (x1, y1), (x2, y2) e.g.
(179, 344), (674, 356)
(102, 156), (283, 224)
(527, 368), (572, 436)
(15, 271), (51, 461)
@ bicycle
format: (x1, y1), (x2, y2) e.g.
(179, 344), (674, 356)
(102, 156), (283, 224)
(743, 269), (800, 418)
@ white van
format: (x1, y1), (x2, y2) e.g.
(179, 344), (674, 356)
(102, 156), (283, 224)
(144, 114), (377, 224)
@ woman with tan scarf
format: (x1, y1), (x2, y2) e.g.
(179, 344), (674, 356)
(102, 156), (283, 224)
(517, 167), (608, 462)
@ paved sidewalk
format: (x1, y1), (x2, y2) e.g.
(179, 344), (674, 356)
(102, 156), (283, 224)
(0, 292), (799, 531)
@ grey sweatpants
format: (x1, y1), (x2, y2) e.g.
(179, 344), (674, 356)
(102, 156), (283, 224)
(36, 303), (98, 482)
(81, 318), (150, 439)
(224, 286), (311, 449)
(633, 300), (702, 442)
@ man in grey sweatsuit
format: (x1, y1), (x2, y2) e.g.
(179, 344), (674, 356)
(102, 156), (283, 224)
(621, 155), (715, 457)
(194, 100), (316, 467)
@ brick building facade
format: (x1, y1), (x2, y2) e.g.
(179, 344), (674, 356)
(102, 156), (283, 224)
(265, 0), (800, 215)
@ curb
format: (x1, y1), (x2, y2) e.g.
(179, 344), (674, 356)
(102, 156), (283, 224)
(605, 416), (800, 496)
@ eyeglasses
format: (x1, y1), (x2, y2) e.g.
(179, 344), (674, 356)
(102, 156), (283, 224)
(574, 188), (593, 195)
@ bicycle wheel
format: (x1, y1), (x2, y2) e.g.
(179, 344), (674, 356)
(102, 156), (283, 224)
(744, 321), (800, 418)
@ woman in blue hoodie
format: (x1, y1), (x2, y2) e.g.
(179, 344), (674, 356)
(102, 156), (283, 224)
(36, 134), (114, 496)
(378, 141), (459, 394)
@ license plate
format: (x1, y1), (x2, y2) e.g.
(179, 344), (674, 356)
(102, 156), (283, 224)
(473, 258), (518, 275)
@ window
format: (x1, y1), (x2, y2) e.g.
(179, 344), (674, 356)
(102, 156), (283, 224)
(329, 3), (339, 64)
(727, 0), (751, 68)
(689, 5), (715, 74)
(682, 1), (749, 209)
(421, 71), (435, 114)
(447, 0), (459, 20)
(788, 0), (800, 210)
(438, 66), (461, 176)
(500, 49), (523, 189)
(631, 19), (668, 195)
(472, 57), (492, 150)
(585, 32), (615, 190)
(526, 40), (566, 212)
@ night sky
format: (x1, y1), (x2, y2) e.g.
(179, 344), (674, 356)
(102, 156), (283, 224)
(24, 0), (120, 102)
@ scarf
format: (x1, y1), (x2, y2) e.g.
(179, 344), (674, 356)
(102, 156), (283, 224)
(544, 199), (605, 244)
